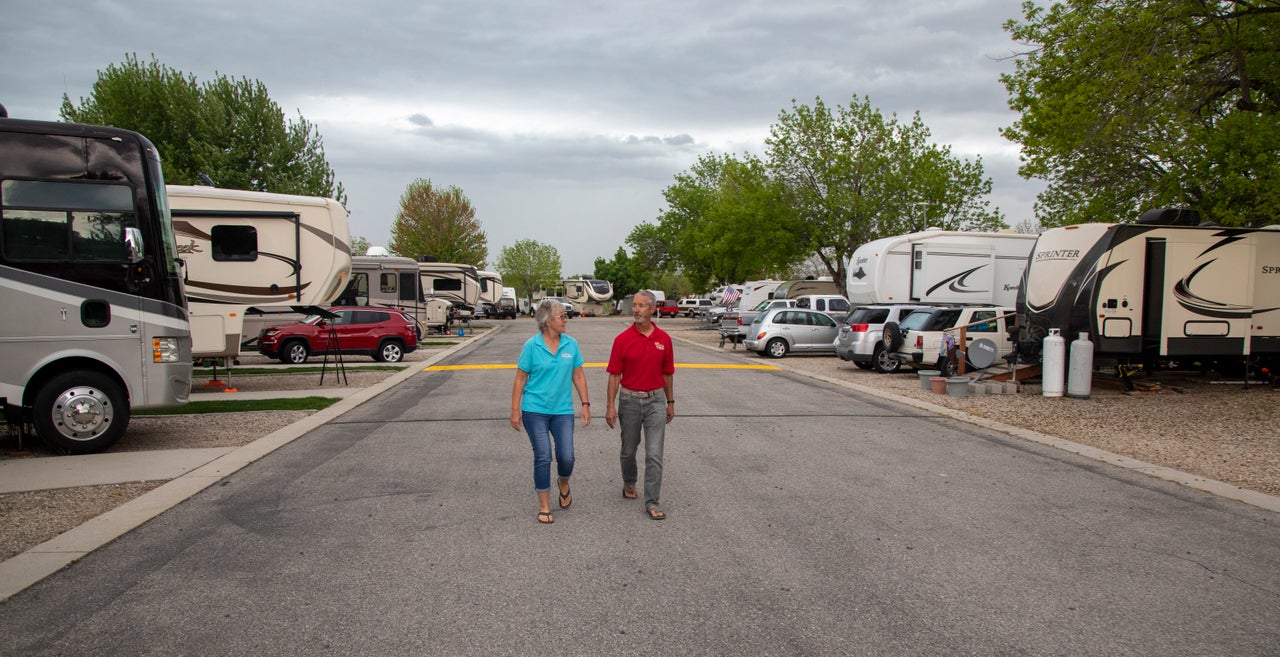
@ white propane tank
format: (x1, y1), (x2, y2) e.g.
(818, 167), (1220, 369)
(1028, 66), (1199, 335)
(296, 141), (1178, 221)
(1067, 332), (1094, 399)
(1042, 328), (1065, 397)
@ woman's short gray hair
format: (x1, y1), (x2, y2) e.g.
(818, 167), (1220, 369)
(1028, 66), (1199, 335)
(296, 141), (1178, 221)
(535, 298), (564, 332)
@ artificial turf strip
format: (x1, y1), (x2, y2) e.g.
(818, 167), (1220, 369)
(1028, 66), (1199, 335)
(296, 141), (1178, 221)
(133, 397), (340, 415)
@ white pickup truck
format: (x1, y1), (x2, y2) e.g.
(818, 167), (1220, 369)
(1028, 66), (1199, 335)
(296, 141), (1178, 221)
(882, 306), (1016, 375)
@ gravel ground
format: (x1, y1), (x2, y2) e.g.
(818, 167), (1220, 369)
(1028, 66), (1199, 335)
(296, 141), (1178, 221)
(3, 320), (1278, 562)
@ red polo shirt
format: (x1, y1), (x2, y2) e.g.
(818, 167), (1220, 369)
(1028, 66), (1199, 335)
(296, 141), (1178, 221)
(606, 323), (675, 391)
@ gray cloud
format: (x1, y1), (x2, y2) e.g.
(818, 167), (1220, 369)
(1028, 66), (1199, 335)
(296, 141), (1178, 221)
(2, 0), (1041, 276)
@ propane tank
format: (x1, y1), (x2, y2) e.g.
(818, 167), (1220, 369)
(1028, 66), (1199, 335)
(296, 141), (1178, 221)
(1067, 332), (1094, 399)
(1042, 328), (1065, 397)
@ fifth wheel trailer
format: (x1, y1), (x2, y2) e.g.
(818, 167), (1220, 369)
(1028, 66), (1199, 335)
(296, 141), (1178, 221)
(846, 230), (1037, 307)
(1014, 210), (1280, 373)
(168, 185), (351, 362)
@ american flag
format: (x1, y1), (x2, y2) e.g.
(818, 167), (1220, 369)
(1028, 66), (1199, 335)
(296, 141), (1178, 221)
(721, 285), (739, 306)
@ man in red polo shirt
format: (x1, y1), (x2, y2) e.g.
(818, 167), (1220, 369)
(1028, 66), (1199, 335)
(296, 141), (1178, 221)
(605, 289), (676, 520)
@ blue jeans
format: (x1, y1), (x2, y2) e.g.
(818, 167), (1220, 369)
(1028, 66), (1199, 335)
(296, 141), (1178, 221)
(522, 411), (575, 492)
(618, 392), (667, 507)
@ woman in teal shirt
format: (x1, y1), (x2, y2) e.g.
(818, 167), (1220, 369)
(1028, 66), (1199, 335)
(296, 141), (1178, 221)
(510, 299), (591, 524)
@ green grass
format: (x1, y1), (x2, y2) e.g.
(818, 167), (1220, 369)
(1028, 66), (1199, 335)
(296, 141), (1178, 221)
(134, 396), (340, 415)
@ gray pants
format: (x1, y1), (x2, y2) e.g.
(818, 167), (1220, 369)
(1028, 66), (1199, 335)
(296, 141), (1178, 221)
(618, 392), (667, 508)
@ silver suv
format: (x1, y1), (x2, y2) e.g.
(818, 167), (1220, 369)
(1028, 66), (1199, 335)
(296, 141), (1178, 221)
(834, 305), (929, 373)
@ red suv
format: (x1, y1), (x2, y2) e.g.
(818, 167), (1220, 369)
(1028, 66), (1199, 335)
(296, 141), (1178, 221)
(258, 306), (420, 364)
(656, 299), (680, 317)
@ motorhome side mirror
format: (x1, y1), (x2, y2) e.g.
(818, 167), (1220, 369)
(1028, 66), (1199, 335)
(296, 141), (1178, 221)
(124, 227), (145, 264)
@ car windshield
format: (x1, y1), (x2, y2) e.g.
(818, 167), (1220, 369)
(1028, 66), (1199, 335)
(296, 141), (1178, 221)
(751, 300), (773, 312)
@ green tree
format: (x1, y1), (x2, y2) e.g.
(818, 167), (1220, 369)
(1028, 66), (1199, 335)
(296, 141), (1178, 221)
(593, 247), (648, 298)
(495, 239), (561, 300)
(351, 236), (371, 257)
(1001, 1), (1280, 226)
(653, 153), (806, 290)
(60, 53), (346, 204)
(389, 178), (487, 266)
(766, 95), (1003, 295)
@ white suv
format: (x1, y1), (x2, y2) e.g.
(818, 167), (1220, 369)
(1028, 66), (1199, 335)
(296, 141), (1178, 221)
(678, 298), (715, 317)
(882, 306), (1015, 375)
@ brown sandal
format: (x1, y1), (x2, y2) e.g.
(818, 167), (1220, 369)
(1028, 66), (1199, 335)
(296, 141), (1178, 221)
(622, 484), (637, 499)
(537, 511), (554, 524)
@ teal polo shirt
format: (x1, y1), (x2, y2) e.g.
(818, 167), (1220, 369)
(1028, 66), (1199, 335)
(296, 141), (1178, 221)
(517, 333), (584, 415)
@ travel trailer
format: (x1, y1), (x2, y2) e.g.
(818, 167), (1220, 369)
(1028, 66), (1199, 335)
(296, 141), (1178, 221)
(333, 255), (451, 330)
(846, 230), (1037, 307)
(1, 110), (192, 453)
(1014, 210), (1280, 373)
(562, 278), (614, 315)
(772, 277), (840, 299)
(477, 270), (503, 317)
(168, 185), (351, 361)
(418, 259), (480, 320)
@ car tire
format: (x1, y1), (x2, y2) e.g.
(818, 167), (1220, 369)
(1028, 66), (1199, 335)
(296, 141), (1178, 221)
(32, 370), (129, 454)
(282, 340), (310, 364)
(882, 322), (903, 352)
(376, 340), (405, 363)
(871, 344), (902, 373)
(766, 338), (789, 359)
(939, 355), (959, 377)
(852, 361), (873, 370)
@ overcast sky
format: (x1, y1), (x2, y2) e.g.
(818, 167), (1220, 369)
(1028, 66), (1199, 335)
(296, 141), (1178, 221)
(3, 0), (1043, 277)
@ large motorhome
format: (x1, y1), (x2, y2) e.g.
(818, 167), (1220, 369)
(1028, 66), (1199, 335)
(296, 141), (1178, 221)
(168, 185), (351, 361)
(846, 230), (1037, 307)
(1014, 210), (1280, 372)
(0, 110), (192, 453)
(418, 259), (480, 320)
(477, 270), (503, 317)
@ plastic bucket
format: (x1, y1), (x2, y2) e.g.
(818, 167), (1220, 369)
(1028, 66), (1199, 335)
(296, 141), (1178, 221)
(946, 376), (970, 397)
(456, 328), (465, 337)
(918, 370), (941, 390)
(929, 376), (947, 394)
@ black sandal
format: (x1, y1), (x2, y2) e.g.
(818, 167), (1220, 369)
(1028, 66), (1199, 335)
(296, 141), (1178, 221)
(645, 506), (666, 520)
(558, 479), (572, 509)
(537, 511), (554, 524)
(622, 484), (637, 499)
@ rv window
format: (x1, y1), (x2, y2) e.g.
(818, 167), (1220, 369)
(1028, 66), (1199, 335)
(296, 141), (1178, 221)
(913, 250), (923, 271)
(211, 225), (257, 262)
(1, 180), (136, 262)
(434, 279), (463, 292)
(380, 273), (397, 294)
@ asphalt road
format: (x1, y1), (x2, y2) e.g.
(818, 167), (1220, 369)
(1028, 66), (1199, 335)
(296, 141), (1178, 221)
(2, 318), (1278, 656)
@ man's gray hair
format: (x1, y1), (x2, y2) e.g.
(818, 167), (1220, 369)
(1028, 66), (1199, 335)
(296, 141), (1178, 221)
(634, 289), (657, 307)
(535, 298), (563, 332)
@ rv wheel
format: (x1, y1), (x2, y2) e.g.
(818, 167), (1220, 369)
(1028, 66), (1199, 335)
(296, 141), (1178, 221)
(32, 370), (129, 454)
(376, 340), (405, 363)
(882, 322), (903, 352)
(282, 340), (310, 364)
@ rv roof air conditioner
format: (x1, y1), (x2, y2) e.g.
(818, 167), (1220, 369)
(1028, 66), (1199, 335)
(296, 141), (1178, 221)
(1137, 208), (1200, 226)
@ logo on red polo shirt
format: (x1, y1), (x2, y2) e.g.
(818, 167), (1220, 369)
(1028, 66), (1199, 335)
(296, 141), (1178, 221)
(655, 342), (665, 350)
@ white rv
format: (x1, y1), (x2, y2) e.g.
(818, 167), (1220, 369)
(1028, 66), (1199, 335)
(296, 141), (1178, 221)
(418, 259), (480, 320)
(168, 185), (351, 361)
(562, 278), (614, 315)
(476, 270), (503, 317)
(846, 230), (1037, 307)
(334, 255), (450, 330)
(1015, 211), (1280, 372)
(772, 277), (840, 299)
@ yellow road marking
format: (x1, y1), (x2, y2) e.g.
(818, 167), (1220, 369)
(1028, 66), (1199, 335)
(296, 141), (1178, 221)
(426, 362), (778, 371)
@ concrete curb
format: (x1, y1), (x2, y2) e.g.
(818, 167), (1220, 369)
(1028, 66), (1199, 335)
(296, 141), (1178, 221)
(672, 334), (1280, 515)
(0, 327), (503, 603)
